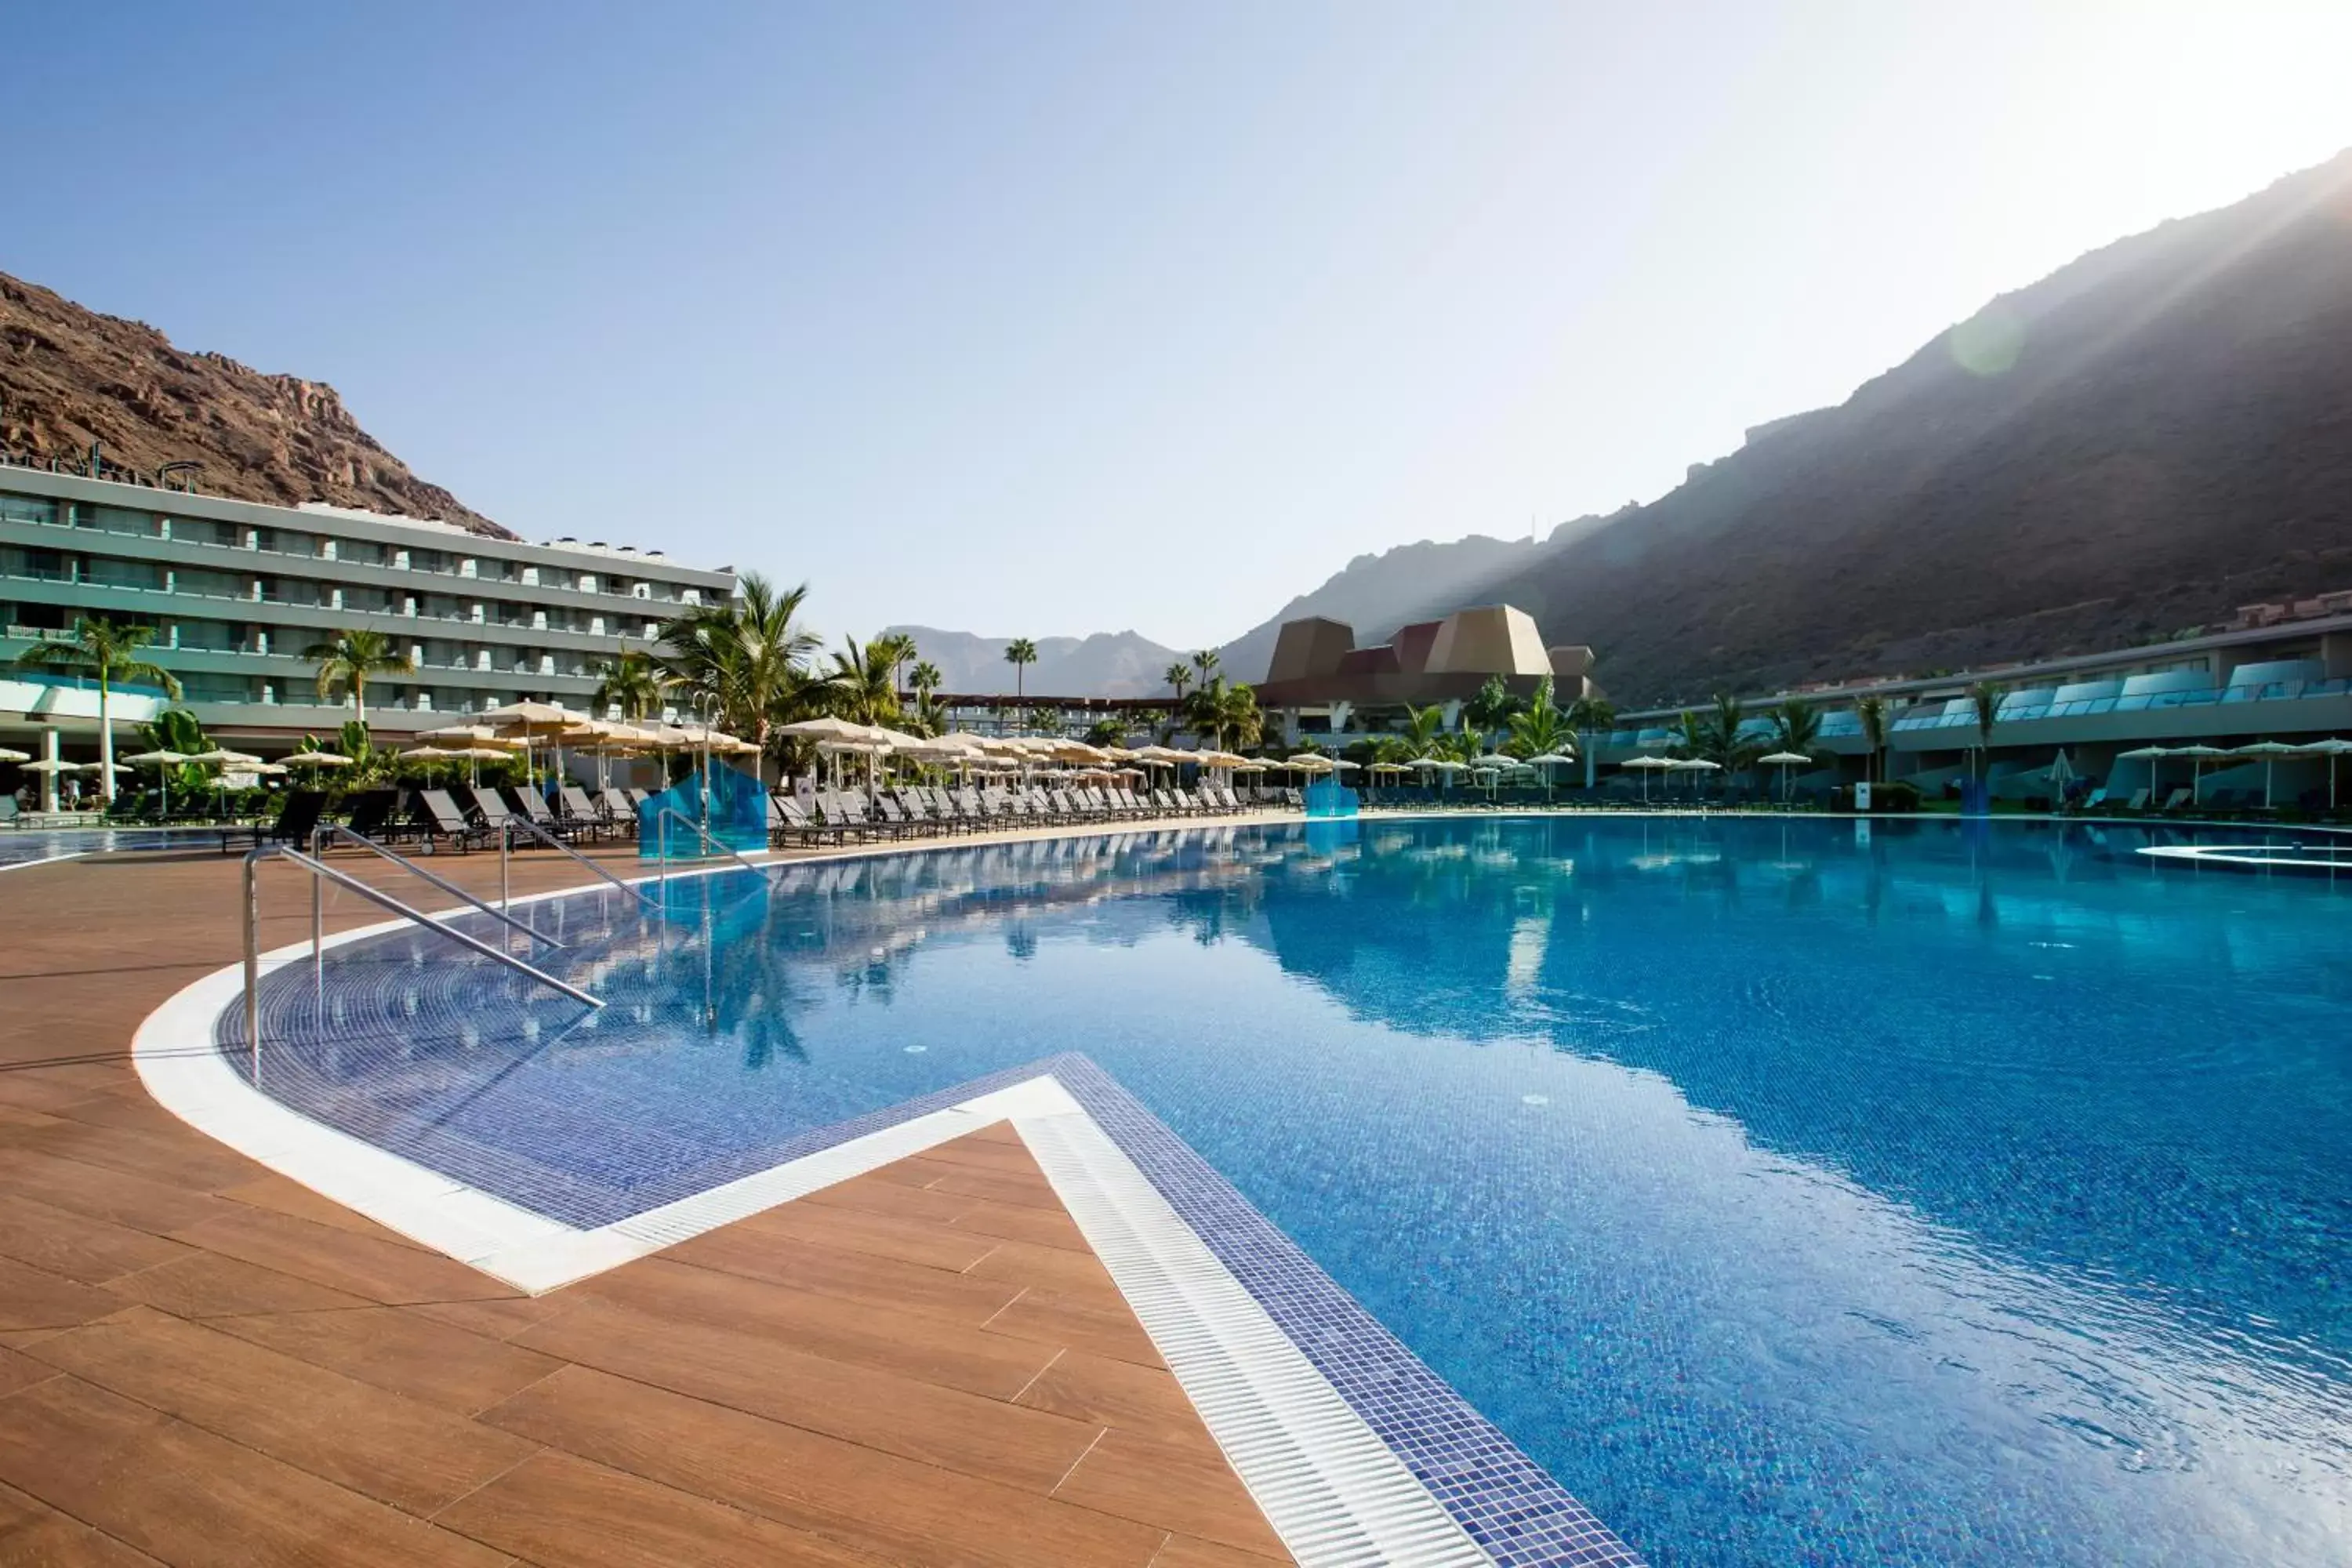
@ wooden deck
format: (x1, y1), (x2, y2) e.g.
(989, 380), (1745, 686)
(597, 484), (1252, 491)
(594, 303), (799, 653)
(0, 840), (1291, 1566)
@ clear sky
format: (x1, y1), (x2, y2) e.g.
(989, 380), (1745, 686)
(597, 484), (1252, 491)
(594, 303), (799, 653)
(10, 2), (2351, 650)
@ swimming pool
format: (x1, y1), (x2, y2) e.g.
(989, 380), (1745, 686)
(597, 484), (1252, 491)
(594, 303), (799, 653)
(220, 816), (2350, 1566)
(0, 826), (216, 869)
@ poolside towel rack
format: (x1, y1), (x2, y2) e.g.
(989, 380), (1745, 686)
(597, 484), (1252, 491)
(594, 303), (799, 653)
(240, 844), (602, 1071)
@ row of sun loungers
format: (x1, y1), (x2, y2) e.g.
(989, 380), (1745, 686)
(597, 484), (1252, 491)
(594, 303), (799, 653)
(768, 783), (1265, 847)
(224, 784), (657, 855)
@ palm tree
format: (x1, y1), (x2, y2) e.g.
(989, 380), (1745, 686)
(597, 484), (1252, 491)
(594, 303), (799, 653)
(1184, 677), (1261, 753)
(1004, 637), (1039, 702)
(1085, 716), (1127, 748)
(1769, 698), (1824, 759)
(869, 631), (919, 700)
(1504, 677), (1570, 759)
(1967, 681), (2004, 779)
(13, 615), (183, 804)
(1191, 649), (1220, 688)
(592, 646), (664, 720)
(829, 636), (904, 726)
(1464, 673), (1520, 749)
(1164, 661), (1193, 702)
(1855, 695), (1889, 785)
(908, 660), (942, 704)
(655, 574), (823, 771)
(1398, 702), (1446, 757)
(1675, 692), (1759, 773)
(303, 628), (412, 726)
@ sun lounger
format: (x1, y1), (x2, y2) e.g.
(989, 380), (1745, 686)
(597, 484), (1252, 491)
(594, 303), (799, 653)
(416, 789), (494, 851)
(598, 786), (637, 833)
(559, 785), (613, 840)
(218, 789), (328, 854)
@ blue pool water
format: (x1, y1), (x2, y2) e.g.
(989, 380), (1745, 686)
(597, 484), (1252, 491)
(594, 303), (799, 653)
(239, 817), (2351, 1566)
(0, 827), (213, 869)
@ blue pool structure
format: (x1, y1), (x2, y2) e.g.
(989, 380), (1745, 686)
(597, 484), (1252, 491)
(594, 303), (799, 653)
(215, 815), (2348, 1566)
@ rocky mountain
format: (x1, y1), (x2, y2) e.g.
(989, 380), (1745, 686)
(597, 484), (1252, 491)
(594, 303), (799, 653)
(0, 271), (509, 539)
(883, 626), (1187, 699)
(1213, 514), (1624, 683)
(1383, 149), (2352, 708)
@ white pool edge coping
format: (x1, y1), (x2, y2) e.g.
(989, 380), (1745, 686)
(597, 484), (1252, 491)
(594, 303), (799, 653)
(128, 833), (1498, 1566)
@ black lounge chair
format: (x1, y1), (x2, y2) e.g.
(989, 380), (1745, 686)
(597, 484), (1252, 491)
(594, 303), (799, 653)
(218, 789), (328, 854)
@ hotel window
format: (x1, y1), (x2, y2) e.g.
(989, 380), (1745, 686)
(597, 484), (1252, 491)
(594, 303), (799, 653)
(82, 506), (158, 537)
(0, 494), (60, 526)
(84, 557), (162, 591)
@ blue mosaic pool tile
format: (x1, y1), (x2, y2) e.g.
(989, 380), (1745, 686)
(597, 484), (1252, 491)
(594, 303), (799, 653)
(1040, 1052), (1648, 1568)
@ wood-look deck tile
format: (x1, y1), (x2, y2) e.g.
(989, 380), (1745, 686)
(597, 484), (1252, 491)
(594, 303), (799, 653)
(0, 1343), (60, 1400)
(0, 1120), (258, 1196)
(908, 1160), (1067, 1211)
(0, 1148), (230, 1236)
(1014, 1345), (1209, 1432)
(915, 1127), (1056, 1175)
(434, 1449), (893, 1568)
(988, 1282), (1168, 1368)
(579, 1257), (1057, 1400)
(0, 1477), (162, 1566)
(949, 1194), (1094, 1251)
(162, 1207), (519, 1306)
(25, 1308), (541, 1517)
(1149, 1534), (1296, 1567)
(0, 1255), (128, 1334)
(797, 1171), (978, 1225)
(215, 1174), (433, 1251)
(0, 1192), (194, 1287)
(479, 1365), (1170, 1568)
(666, 1224), (1026, 1325)
(204, 1305), (564, 1418)
(1055, 1425), (1290, 1559)
(407, 1293), (581, 1344)
(966, 1233), (1123, 1297)
(0, 1375), (511, 1566)
(514, 1293), (1100, 1492)
(100, 1250), (373, 1318)
(731, 1193), (1002, 1272)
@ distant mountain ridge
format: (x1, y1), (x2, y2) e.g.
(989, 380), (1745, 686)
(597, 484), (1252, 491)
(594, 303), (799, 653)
(1371, 149), (2352, 706)
(883, 626), (1185, 699)
(0, 270), (509, 538)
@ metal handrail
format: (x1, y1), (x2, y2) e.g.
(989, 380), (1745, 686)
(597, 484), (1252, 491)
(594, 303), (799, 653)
(496, 814), (656, 907)
(647, 805), (768, 883)
(310, 823), (561, 948)
(240, 847), (601, 1066)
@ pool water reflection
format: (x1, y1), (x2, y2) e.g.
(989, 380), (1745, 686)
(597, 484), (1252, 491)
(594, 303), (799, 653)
(242, 816), (2352, 1566)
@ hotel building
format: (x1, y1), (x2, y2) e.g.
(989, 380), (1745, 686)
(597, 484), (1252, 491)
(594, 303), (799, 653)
(1, 463), (734, 771)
